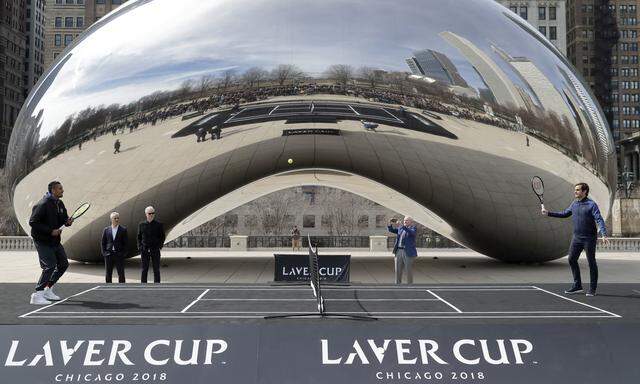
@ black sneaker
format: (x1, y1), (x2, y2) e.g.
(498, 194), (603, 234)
(564, 287), (584, 294)
(586, 290), (596, 297)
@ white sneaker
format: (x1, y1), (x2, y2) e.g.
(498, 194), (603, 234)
(43, 287), (61, 301)
(30, 291), (52, 305)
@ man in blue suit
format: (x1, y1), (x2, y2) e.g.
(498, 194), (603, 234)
(101, 212), (128, 283)
(387, 216), (418, 284)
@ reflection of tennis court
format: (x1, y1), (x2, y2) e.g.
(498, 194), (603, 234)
(173, 101), (458, 139)
(20, 284), (620, 319)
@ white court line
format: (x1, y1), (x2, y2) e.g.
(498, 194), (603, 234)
(310, 103), (315, 113)
(426, 290), (462, 313)
(198, 298), (442, 302)
(382, 108), (404, 123)
(633, 290), (640, 295)
(27, 310), (604, 315)
(24, 314), (617, 319)
(181, 289), (210, 313)
(532, 286), (621, 318)
(20, 286), (101, 318)
(347, 105), (360, 115)
(92, 285), (538, 290)
(268, 106), (279, 115)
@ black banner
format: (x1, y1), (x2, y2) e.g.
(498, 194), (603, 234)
(1, 324), (638, 383)
(274, 254), (350, 283)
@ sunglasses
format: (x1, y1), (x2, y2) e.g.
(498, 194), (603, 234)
(147, 212), (155, 215)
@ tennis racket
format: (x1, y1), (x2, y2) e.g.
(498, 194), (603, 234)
(59, 202), (91, 230)
(70, 202), (91, 219)
(531, 176), (544, 207)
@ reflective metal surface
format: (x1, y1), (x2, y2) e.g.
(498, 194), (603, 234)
(7, 0), (615, 262)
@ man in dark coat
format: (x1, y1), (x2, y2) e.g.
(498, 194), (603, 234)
(137, 206), (166, 283)
(101, 212), (128, 283)
(28, 181), (74, 304)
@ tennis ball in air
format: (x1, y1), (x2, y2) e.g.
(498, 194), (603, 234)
(288, 158), (293, 164)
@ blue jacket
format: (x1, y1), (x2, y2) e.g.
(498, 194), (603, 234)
(387, 225), (418, 257)
(548, 197), (607, 239)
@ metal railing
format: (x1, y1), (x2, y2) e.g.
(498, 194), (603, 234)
(2, 236), (639, 252)
(0, 236), (35, 251)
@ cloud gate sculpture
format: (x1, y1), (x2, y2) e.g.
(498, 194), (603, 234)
(6, 0), (615, 263)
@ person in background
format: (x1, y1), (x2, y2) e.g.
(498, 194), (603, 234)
(137, 206), (165, 283)
(101, 212), (128, 283)
(387, 216), (418, 284)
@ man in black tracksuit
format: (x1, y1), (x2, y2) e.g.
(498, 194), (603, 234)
(542, 182), (609, 296)
(137, 206), (165, 283)
(28, 181), (74, 304)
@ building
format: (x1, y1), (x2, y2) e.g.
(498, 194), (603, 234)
(0, 0), (27, 168)
(25, 0), (47, 98)
(496, 0), (567, 55)
(440, 31), (528, 109)
(85, 0), (127, 23)
(405, 49), (469, 87)
(44, 0), (128, 71)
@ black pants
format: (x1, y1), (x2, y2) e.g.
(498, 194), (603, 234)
(34, 242), (69, 291)
(568, 236), (598, 290)
(141, 248), (161, 283)
(104, 251), (126, 283)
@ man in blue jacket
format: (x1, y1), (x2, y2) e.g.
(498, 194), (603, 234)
(387, 216), (418, 284)
(542, 182), (609, 296)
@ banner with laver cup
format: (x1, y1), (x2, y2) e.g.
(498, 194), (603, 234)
(274, 254), (350, 283)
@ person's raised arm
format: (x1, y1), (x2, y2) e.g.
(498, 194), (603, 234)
(545, 202), (573, 218)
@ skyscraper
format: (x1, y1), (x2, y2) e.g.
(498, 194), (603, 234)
(405, 49), (469, 87)
(0, 0), (27, 168)
(440, 31), (527, 109)
(496, 0), (567, 55)
(25, 0), (47, 98)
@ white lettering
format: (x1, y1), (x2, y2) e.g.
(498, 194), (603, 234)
(60, 340), (84, 366)
(28, 341), (53, 366)
(418, 340), (448, 365)
(395, 340), (417, 364)
(144, 340), (170, 366)
(510, 339), (533, 364)
(204, 340), (228, 365)
(108, 340), (134, 366)
(479, 339), (509, 365)
(345, 340), (369, 364)
(321, 339), (342, 364)
(4, 340), (27, 366)
(367, 339), (391, 363)
(174, 340), (200, 365)
(83, 340), (105, 366)
(453, 339), (479, 365)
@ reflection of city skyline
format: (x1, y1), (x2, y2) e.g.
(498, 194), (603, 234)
(405, 49), (469, 88)
(439, 31), (527, 110)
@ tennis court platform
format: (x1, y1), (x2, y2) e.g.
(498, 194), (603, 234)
(17, 283), (624, 320)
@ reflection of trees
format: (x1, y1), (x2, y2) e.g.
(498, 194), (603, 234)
(242, 67), (269, 89)
(319, 189), (375, 236)
(326, 64), (354, 88)
(271, 64), (303, 86)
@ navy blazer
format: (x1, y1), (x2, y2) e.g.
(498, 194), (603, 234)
(101, 225), (128, 256)
(387, 225), (418, 257)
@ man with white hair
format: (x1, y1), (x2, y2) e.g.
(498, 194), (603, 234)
(388, 216), (418, 284)
(137, 206), (166, 283)
(100, 212), (128, 283)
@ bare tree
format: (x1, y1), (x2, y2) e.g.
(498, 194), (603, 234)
(385, 71), (409, 95)
(197, 75), (215, 98)
(319, 188), (375, 235)
(217, 70), (236, 93)
(326, 64), (354, 87)
(178, 79), (194, 100)
(271, 64), (303, 86)
(359, 66), (380, 90)
(250, 192), (293, 235)
(243, 67), (269, 89)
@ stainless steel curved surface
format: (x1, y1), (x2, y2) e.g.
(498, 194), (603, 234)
(7, 0), (616, 262)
